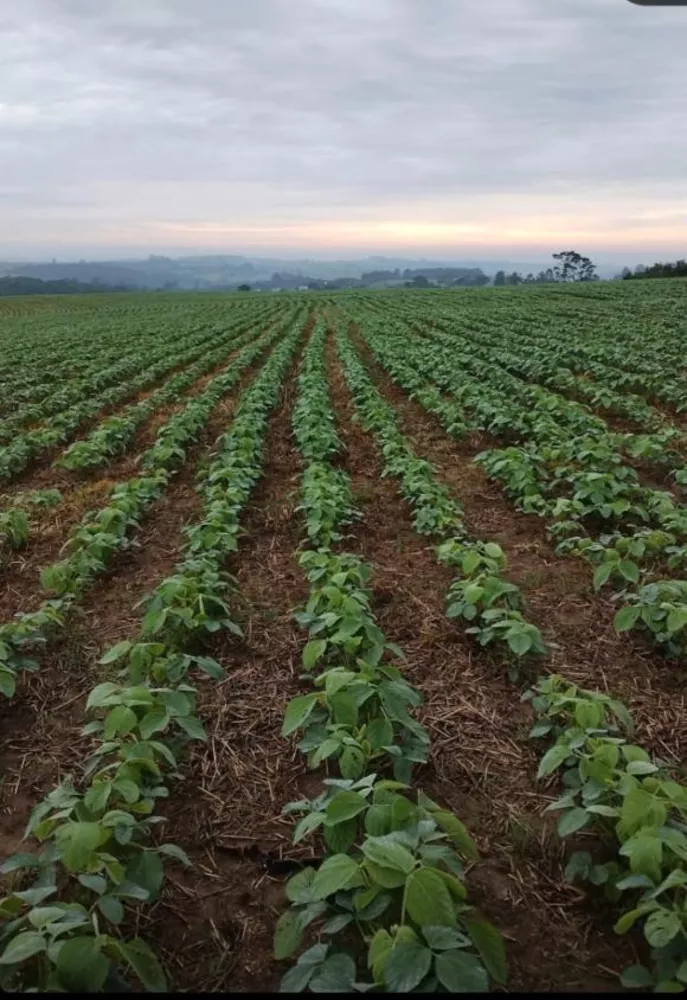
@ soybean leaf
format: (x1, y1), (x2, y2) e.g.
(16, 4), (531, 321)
(100, 641), (132, 665)
(98, 895), (125, 924)
(464, 917), (507, 984)
(557, 808), (590, 838)
(87, 682), (120, 709)
(104, 705), (138, 739)
(128, 851), (164, 901)
(78, 873), (107, 895)
(309, 953), (357, 993)
(339, 746), (366, 781)
(274, 909), (305, 961)
(139, 706), (170, 740)
(384, 941), (433, 993)
(0, 931), (47, 964)
(56, 821), (103, 872)
(405, 867), (456, 927)
(312, 855), (361, 900)
(111, 938), (167, 992)
(593, 563), (613, 591)
(282, 694), (319, 737)
(367, 717), (393, 751)
(433, 812), (478, 860)
(620, 965), (655, 988)
(303, 640), (327, 671)
(537, 744), (571, 779)
(435, 950), (489, 993)
(614, 606), (641, 632)
(285, 868), (316, 905)
(280, 960), (319, 994)
(368, 928), (393, 983)
(322, 914), (353, 935)
(645, 909), (681, 949)
(56, 936), (109, 992)
(157, 843), (191, 867)
(364, 860), (408, 890)
(362, 838), (416, 874)
(325, 790), (368, 826)
(422, 926), (468, 951)
(293, 812), (326, 845)
(175, 715), (206, 740)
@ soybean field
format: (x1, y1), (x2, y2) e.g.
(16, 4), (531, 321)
(1, 280), (687, 993)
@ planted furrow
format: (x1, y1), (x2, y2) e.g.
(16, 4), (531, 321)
(0, 315), (298, 698)
(0, 299), (277, 442)
(270, 318), (509, 993)
(339, 318), (687, 762)
(321, 323), (635, 992)
(0, 312), (305, 991)
(3, 284), (687, 995)
(0, 302), (278, 483)
(143, 316), (313, 992)
(334, 321), (546, 670)
(346, 307), (687, 662)
(0, 308), (292, 557)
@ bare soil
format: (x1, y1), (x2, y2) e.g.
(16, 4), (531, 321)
(1, 305), (681, 993)
(143, 332), (311, 992)
(0, 341), (279, 863)
(327, 329), (642, 992)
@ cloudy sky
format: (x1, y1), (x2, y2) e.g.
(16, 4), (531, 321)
(1, 0), (686, 261)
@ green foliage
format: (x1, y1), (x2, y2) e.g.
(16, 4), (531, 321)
(0, 310), (305, 990)
(335, 323), (546, 669)
(275, 320), (506, 993)
(526, 675), (687, 991)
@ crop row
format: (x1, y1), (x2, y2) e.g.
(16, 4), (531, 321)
(0, 308), (295, 553)
(410, 309), (687, 477)
(0, 489), (63, 555)
(0, 304), (247, 435)
(276, 318), (507, 992)
(329, 300), (687, 991)
(525, 675), (687, 991)
(0, 315), (304, 991)
(55, 307), (290, 473)
(0, 302), (280, 479)
(0, 312), (299, 699)
(0, 298), (271, 419)
(335, 321), (546, 666)
(361, 286), (687, 409)
(378, 301), (687, 482)
(344, 308), (687, 659)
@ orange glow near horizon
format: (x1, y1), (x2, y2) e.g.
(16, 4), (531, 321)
(6, 195), (687, 258)
(140, 213), (687, 254)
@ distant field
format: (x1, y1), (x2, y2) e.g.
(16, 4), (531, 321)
(1, 281), (687, 993)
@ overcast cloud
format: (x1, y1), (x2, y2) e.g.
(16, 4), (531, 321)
(1, 0), (686, 258)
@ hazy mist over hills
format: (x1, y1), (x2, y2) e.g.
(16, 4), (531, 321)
(0, 251), (632, 290)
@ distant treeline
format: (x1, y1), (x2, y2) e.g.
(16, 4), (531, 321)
(495, 251), (598, 286)
(494, 270), (556, 285)
(361, 267), (489, 287)
(620, 260), (687, 280)
(0, 276), (135, 296)
(260, 266), (491, 290)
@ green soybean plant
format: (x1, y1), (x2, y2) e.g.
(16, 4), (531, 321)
(275, 776), (507, 993)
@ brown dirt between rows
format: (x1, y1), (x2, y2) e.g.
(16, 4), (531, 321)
(409, 299), (687, 426)
(0, 338), (262, 616)
(141, 328), (313, 992)
(0, 309), (668, 993)
(324, 331), (641, 992)
(409, 315), (687, 493)
(0, 339), (280, 866)
(0, 311), (271, 496)
(6, 316), (265, 446)
(348, 323), (687, 765)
